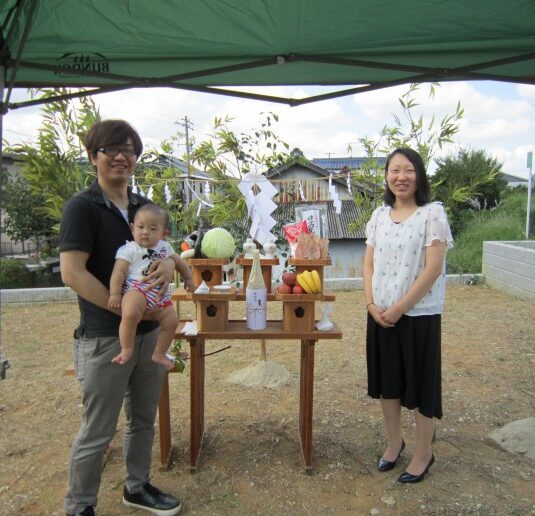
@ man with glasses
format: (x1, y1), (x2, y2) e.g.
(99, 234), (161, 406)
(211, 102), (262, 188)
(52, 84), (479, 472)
(60, 120), (186, 515)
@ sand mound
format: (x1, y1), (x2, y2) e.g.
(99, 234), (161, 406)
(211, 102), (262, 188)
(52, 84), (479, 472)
(227, 360), (290, 389)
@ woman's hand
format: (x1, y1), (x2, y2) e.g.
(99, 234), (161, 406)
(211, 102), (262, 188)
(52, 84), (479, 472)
(368, 303), (392, 328)
(381, 303), (404, 326)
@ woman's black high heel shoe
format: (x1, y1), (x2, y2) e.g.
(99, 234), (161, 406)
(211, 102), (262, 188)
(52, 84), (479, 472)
(377, 439), (405, 472)
(397, 454), (435, 483)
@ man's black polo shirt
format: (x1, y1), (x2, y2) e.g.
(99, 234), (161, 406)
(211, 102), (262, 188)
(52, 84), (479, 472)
(59, 181), (158, 338)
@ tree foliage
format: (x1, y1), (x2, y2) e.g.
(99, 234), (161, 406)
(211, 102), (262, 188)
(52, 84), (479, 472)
(186, 113), (290, 245)
(1, 175), (56, 244)
(433, 148), (507, 230)
(6, 88), (100, 230)
(349, 83), (464, 231)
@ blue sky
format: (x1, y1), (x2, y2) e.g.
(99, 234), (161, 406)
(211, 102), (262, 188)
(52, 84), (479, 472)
(4, 81), (535, 179)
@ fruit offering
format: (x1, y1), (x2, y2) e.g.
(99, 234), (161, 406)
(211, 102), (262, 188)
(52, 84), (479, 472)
(281, 272), (297, 286)
(296, 270), (322, 294)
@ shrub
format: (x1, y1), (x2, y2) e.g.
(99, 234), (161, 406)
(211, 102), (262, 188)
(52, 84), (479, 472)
(0, 259), (32, 289)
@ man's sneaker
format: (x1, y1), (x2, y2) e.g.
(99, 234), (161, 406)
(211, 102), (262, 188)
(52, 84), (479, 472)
(66, 507), (95, 516)
(123, 483), (182, 515)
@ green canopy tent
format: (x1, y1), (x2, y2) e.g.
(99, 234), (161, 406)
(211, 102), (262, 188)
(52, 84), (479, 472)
(2, 0), (535, 112)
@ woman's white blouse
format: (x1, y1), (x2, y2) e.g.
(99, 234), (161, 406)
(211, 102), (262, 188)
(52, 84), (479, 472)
(365, 202), (454, 316)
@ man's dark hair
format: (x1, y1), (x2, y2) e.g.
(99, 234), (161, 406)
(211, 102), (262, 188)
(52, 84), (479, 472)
(134, 203), (170, 228)
(84, 119), (143, 158)
(383, 147), (431, 207)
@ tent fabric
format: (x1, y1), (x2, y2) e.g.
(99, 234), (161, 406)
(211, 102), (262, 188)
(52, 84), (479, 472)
(1, 0), (535, 108)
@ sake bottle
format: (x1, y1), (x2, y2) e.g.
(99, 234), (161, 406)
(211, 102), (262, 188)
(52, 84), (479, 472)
(246, 249), (267, 330)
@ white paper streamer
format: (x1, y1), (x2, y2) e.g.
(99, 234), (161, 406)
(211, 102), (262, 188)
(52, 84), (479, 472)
(347, 170), (352, 194)
(164, 183), (172, 203)
(146, 186), (154, 200)
(238, 173), (278, 244)
(203, 181), (211, 200)
(329, 173), (342, 214)
(185, 178), (214, 208)
(298, 180), (307, 201)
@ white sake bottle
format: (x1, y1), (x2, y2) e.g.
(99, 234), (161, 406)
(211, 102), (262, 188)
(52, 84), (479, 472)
(246, 249), (267, 330)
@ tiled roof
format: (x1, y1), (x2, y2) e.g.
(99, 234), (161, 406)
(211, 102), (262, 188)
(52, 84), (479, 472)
(274, 200), (366, 240)
(312, 156), (387, 171)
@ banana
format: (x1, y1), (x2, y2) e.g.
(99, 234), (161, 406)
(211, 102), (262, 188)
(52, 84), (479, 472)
(302, 270), (316, 293)
(311, 270), (322, 293)
(296, 272), (314, 294)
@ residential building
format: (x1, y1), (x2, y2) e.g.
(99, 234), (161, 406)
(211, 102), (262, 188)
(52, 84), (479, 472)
(267, 149), (377, 278)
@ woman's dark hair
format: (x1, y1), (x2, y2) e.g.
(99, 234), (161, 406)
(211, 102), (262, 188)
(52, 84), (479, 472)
(83, 119), (143, 158)
(383, 147), (431, 206)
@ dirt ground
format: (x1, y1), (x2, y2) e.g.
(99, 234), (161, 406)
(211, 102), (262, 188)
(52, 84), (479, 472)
(1, 284), (535, 515)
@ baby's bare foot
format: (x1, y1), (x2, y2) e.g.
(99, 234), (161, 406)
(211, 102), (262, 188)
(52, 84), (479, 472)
(152, 353), (174, 371)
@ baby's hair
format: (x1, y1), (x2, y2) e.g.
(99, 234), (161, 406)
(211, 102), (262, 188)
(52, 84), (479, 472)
(134, 203), (169, 227)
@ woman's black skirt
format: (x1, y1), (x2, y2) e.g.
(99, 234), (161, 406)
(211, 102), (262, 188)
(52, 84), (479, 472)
(366, 313), (442, 419)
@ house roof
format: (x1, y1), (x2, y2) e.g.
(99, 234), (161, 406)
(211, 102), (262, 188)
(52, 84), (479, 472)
(141, 154), (209, 178)
(501, 172), (528, 183)
(312, 156), (387, 171)
(274, 200), (366, 240)
(267, 157), (376, 194)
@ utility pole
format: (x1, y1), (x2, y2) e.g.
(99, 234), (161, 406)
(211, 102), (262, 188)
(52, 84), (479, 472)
(175, 116), (194, 205)
(527, 151), (533, 239)
(326, 151), (334, 158)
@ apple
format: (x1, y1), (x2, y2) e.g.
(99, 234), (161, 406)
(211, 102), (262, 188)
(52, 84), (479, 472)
(277, 283), (292, 294)
(292, 285), (304, 294)
(282, 272), (297, 286)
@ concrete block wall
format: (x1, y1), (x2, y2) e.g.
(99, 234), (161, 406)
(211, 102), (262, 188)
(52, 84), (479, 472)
(1, 286), (78, 304)
(2, 274), (488, 304)
(483, 240), (535, 301)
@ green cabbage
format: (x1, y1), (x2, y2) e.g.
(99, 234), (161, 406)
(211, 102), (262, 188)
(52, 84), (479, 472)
(200, 228), (236, 258)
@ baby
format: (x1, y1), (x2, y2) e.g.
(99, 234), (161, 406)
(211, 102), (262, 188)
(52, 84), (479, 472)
(108, 203), (193, 369)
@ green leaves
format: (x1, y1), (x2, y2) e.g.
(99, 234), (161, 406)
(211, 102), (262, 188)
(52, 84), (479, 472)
(433, 148), (507, 234)
(6, 88), (99, 229)
(347, 83), (465, 232)
(185, 113), (290, 244)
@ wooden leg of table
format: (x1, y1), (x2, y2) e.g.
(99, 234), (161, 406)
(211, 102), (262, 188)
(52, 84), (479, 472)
(190, 338), (205, 472)
(158, 372), (172, 468)
(299, 339), (316, 473)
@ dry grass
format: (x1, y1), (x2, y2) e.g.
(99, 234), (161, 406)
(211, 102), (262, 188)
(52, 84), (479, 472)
(1, 284), (534, 515)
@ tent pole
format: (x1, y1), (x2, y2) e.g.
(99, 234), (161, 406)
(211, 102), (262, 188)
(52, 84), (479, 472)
(0, 61), (10, 380)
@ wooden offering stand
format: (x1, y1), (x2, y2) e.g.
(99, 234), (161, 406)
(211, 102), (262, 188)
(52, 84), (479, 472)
(168, 255), (342, 473)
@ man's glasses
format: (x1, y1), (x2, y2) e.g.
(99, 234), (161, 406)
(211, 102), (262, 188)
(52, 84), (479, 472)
(96, 145), (137, 157)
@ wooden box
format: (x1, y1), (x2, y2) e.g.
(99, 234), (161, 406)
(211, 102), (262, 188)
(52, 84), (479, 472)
(282, 300), (315, 331)
(187, 258), (228, 287)
(196, 299), (229, 332)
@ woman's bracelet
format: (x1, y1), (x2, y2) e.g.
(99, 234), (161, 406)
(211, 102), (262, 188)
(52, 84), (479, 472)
(366, 302), (375, 310)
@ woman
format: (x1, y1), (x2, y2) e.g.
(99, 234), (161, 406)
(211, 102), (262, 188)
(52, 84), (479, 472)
(363, 147), (453, 483)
